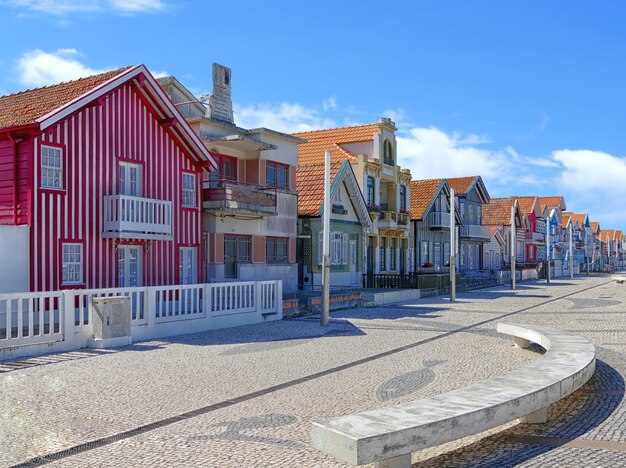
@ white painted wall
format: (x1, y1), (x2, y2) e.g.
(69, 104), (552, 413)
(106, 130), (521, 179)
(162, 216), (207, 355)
(0, 226), (30, 293)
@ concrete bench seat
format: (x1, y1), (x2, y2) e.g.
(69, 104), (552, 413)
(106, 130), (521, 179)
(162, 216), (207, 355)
(612, 274), (626, 284)
(311, 322), (596, 467)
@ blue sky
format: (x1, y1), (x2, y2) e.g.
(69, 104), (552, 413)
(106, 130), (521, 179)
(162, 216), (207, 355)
(1, 0), (626, 231)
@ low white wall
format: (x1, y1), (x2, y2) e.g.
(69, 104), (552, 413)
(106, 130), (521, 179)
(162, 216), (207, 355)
(0, 226), (29, 293)
(239, 263), (298, 293)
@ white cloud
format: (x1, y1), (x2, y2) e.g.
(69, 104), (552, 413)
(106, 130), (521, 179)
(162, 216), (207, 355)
(16, 48), (111, 87)
(553, 149), (626, 193)
(107, 0), (165, 13)
(5, 0), (166, 15)
(150, 70), (169, 79)
(233, 102), (336, 133)
(549, 149), (626, 229)
(322, 97), (337, 111)
(396, 126), (511, 180)
(6, 0), (99, 14)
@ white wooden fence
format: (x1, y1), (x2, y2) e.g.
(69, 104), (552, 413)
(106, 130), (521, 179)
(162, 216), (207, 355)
(0, 280), (282, 361)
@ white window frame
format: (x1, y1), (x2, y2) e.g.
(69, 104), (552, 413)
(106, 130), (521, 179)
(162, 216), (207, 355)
(62, 243), (83, 285)
(119, 162), (142, 197)
(182, 172), (197, 208)
(434, 241), (441, 267)
(421, 240), (430, 265)
(318, 231), (348, 266)
(41, 145), (63, 189)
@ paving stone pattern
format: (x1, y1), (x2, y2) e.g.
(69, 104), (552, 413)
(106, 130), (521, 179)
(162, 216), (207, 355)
(1, 276), (626, 466)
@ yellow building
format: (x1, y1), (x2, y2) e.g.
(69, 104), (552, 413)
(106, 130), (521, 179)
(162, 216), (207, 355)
(294, 118), (412, 276)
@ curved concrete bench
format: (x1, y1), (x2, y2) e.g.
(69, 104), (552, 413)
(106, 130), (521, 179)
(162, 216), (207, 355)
(311, 322), (596, 467)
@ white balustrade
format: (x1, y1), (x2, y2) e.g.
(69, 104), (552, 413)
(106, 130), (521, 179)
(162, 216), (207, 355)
(0, 291), (64, 346)
(103, 195), (172, 239)
(0, 280), (282, 359)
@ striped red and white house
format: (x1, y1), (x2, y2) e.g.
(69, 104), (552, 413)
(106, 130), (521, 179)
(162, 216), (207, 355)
(0, 65), (216, 292)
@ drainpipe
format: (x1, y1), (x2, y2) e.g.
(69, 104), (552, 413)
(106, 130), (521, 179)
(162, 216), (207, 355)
(6, 132), (18, 225)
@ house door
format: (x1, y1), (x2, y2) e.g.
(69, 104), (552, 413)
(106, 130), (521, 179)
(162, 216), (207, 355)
(118, 245), (142, 287)
(350, 240), (357, 284)
(224, 235), (251, 279)
(224, 236), (237, 278)
(179, 247), (198, 285)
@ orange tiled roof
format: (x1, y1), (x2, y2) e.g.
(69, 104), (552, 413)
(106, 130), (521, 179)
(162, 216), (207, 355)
(590, 221), (601, 233)
(489, 226), (502, 238)
(292, 123), (380, 165)
(0, 67), (132, 129)
(446, 176), (477, 195)
(617, 230), (623, 241)
(296, 162), (343, 216)
(598, 229), (617, 242)
(562, 213), (572, 228)
(511, 196), (537, 214)
(538, 195), (565, 212)
(562, 212), (588, 228)
(483, 197), (515, 226)
(409, 178), (444, 220)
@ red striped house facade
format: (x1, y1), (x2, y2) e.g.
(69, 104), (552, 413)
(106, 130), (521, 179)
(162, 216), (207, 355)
(0, 65), (215, 292)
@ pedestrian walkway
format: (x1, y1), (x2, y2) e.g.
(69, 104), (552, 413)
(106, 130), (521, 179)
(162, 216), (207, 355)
(1, 276), (625, 467)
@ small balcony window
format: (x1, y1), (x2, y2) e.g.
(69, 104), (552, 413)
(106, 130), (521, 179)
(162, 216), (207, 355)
(383, 139), (394, 165)
(399, 185), (406, 212)
(267, 161), (289, 190)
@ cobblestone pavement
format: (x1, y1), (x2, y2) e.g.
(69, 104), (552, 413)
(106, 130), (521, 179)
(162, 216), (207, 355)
(1, 275), (625, 467)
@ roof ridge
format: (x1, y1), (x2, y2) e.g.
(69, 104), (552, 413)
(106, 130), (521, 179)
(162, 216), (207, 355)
(0, 66), (133, 99)
(292, 122), (379, 136)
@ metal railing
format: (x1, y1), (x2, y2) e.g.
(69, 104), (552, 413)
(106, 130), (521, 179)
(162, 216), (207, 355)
(378, 210), (409, 227)
(203, 179), (277, 214)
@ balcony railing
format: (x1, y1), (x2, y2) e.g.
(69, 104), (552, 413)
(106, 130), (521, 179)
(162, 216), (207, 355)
(203, 179), (277, 217)
(429, 211), (451, 229)
(459, 224), (490, 240)
(103, 195), (172, 240)
(378, 210), (409, 229)
(525, 231), (544, 242)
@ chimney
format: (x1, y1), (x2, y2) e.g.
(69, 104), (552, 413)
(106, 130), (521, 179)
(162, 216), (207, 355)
(207, 63), (234, 124)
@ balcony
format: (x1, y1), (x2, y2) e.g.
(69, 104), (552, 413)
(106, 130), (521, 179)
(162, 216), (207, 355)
(429, 211), (451, 230)
(203, 180), (277, 218)
(378, 210), (409, 230)
(525, 231), (545, 243)
(103, 195), (172, 240)
(459, 224), (490, 240)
